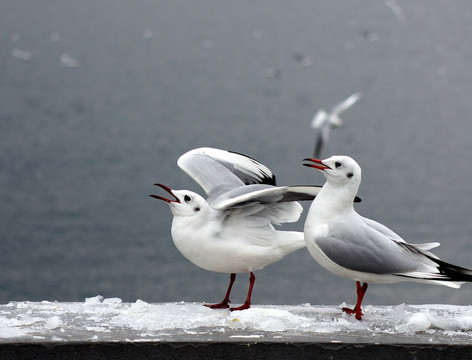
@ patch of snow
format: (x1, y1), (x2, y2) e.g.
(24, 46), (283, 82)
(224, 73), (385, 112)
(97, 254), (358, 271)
(1, 298), (472, 343)
(230, 334), (264, 339)
(85, 295), (104, 304)
(44, 316), (62, 330)
(397, 313), (431, 334)
(0, 327), (27, 339)
(129, 299), (148, 313)
(227, 307), (312, 332)
(103, 298), (122, 305)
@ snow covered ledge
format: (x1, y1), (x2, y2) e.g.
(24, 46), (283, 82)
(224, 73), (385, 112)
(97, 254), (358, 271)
(1, 296), (472, 359)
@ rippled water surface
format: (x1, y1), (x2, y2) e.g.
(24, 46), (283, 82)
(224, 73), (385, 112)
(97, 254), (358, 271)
(1, 1), (472, 306)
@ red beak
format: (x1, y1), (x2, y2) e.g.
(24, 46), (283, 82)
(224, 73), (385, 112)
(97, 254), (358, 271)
(150, 184), (180, 203)
(303, 158), (331, 171)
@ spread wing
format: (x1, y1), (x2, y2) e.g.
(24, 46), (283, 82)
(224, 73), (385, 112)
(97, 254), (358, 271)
(177, 147), (276, 200)
(210, 184), (324, 210)
(177, 148), (357, 220)
(331, 92), (362, 116)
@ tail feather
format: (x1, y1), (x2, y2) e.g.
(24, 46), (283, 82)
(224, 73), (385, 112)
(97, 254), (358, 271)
(395, 253), (472, 288)
(431, 256), (472, 283)
(275, 230), (306, 255)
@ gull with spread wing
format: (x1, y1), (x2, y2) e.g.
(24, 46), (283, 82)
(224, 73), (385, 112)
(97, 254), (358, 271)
(151, 147), (325, 310)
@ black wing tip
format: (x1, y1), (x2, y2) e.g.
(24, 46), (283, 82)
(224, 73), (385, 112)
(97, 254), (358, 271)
(432, 257), (472, 282)
(227, 149), (263, 165)
(227, 149), (277, 186)
(258, 173), (277, 186)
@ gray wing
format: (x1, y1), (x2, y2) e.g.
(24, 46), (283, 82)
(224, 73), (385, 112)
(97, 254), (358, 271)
(285, 185), (361, 203)
(210, 184), (325, 210)
(177, 147), (276, 198)
(316, 216), (428, 274)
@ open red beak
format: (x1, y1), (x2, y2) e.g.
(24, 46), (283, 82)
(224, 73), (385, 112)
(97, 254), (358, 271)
(150, 184), (180, 203)
(303, 158), (331, 171)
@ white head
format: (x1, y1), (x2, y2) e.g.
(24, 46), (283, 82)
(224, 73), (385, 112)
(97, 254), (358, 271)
(303, 155), (361, 192)
(150, 184), (209, 217)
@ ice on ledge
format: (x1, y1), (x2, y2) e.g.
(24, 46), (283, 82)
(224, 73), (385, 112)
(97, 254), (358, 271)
(1, 297), (472, 344)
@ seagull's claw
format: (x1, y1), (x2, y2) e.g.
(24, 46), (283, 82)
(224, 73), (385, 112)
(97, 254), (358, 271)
(204, 302), (230, 309)
(342, 306), (363, 320)
(229, 303), (251, 311)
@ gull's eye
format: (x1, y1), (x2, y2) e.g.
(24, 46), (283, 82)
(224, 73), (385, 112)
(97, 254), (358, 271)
(184, 195), (192, 202)
(335, 161), (342, 168)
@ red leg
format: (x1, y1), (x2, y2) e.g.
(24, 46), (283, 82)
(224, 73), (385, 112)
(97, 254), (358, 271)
(204, 273), (236, 309)
(230, 272), (255, 311)
(342, 281), (368, 320)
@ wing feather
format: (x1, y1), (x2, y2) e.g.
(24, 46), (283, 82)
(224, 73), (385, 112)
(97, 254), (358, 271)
(177, 147), (276, 197)
(316, 217), (431, 274)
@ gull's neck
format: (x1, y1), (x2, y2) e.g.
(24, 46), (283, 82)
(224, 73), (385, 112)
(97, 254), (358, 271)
(307, 181), (357, 224)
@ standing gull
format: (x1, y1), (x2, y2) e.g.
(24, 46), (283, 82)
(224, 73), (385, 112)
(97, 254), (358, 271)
(311, 93), (361, 158)
(303, 155), (472, 320)
(150, 147), (323, 311)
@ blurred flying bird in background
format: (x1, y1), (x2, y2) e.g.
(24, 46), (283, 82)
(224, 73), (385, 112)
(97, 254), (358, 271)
(310, 92), (361, 158)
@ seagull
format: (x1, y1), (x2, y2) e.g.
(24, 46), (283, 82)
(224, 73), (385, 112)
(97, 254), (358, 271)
(303, 155), (472, 320)
(310, 93), (361, 158)
(150, 147), (324, 311)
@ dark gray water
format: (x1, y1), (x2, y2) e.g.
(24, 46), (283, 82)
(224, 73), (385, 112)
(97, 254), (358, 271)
(1, 1), (472, 307)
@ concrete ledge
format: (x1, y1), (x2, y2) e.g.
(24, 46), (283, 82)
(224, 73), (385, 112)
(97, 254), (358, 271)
(1, 342), (472, 360)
